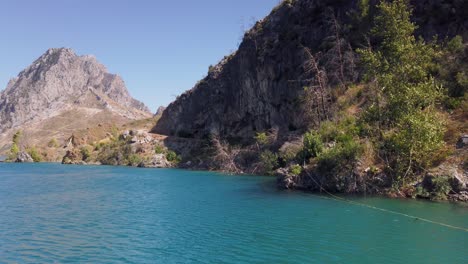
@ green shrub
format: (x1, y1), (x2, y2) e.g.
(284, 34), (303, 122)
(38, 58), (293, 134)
(48, 138), (59, 148)
(260, 150), (279, 175)
(279, 143), (302, 163)
(7, 131), (21, 161)
(443, 97), (463, 110)
(94, 142), (108, 151)
(110, 126), (120, 139)
(62, 157), (72, 164)
(318, 121), (338, 142)
(384, 111), (445, 184)
(155, 145), (165, 154)
(27, 147), (42, 162)
(255, 132), (269, 146)
(415, 176), (452, 200)
(455, 71), (468, 95)
(166, 150), (181, 163)
(318, 116), (359, 142)
(447, 35), (464, 54)
(357, 0), (445, 186)
(302, 131), (323, 160)
(96, 140), (133, 166)
(80, 146), (92, 161)
(317, 140), (362, 175)
(12, 131), (21, 145)
(437, 35), (467, 98)
(127, 154), (142, 166)
(290, 164), (302, 176)
(8, 144), (19, 161)
(430, 176), (452, 200)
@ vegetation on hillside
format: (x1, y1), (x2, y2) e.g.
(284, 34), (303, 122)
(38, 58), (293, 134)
(358, 0), (445, 187)
(5, 0), (465, 201)
(6, 131), (44, 162)
(288, 0), (464, 199)
(202, 0), (468, 199)
(7, 131), (21, 161)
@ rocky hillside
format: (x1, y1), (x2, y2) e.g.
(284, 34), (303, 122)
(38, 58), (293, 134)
(0, 48), (151, 156)
(153, 0), (466, 142)
(151, 0), (467, 201)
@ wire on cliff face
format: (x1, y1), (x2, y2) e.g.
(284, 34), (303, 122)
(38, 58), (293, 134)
(305, 172), (468, 232)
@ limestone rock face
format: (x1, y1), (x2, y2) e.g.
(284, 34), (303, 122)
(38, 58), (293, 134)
(0, 48), (151, 134)
(140, 154), (172, 168)
(155, 106), (166, 116)
(15, 152), (33, 163)
(152, 0), (466, 142)
(0, 48), (152, 156)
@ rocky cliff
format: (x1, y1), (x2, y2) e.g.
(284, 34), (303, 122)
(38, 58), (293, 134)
(153, 0), (466, 142)
(0, 48), (152, 156)
(0, 48), (150, 133)
(150, 0), (467, 201)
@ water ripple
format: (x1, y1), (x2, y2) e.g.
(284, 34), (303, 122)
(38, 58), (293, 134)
(0, 163), (467, 263)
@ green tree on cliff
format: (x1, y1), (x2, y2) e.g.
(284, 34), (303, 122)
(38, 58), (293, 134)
(358, 0), (445, 186)
(8, 131), (22, 160)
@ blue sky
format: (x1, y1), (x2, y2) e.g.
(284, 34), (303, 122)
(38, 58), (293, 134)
(0, 0), (279, 112)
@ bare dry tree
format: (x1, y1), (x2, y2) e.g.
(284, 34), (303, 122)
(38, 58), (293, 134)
(303, 47), (330, 124)
(331, 12), (346, 89)
(209, 135), (242, 174)
(345, 43), (358, 83)
(323, 9), (358, 89)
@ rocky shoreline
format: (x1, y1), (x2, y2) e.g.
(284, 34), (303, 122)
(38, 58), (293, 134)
(7, 131), (467, 203)
(2, 0), (467, 204)
(48, 130), (468, 203)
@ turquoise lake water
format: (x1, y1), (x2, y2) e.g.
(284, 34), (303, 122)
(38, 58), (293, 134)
(0, 163), (467, 263)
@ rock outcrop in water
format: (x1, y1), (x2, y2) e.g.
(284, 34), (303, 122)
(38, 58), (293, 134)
(0, 48), (152, 157)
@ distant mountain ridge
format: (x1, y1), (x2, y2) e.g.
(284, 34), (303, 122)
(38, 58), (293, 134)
(0, 48), (152, 156)
(0, 48), (150, 133)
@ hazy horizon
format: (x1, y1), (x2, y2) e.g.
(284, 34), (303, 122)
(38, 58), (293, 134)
(0, 0), (279, 112)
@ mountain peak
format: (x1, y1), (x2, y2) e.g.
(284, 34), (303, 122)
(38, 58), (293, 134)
(39, 47), (77, 64)
(45, 47), (75, 56)
(0, 48), (151, 133)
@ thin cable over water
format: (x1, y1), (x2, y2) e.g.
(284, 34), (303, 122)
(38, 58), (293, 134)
(305, 173), (468, 232)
